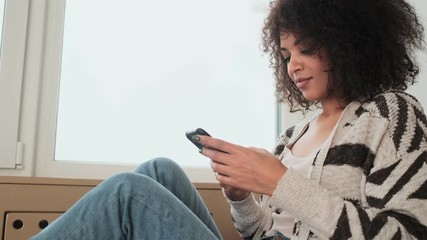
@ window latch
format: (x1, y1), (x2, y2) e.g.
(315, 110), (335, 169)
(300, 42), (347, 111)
(15, 142), (24, 169)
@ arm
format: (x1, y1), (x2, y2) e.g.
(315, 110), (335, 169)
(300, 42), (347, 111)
(199, 130), (295, 239)
(225, 192), (265, 239)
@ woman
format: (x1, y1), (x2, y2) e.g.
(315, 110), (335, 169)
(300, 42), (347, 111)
(199, 0), (427, 239)
(32, 0), (427, 239)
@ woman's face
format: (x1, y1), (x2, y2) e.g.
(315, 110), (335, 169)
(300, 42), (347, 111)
(280, 32), (331, 102)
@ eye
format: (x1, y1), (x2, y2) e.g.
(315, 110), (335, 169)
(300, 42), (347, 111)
(299, 41), (320, 56)
(281, 52), (291, 63)
(301, 47), (316, 56)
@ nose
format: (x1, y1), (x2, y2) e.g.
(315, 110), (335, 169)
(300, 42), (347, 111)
(287, 55), (303, 76)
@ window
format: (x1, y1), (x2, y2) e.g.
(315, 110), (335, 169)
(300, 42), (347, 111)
(34, 0), (278, 181)
(2, 0), (426, 181)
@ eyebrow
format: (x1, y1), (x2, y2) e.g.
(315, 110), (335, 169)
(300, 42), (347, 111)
(280, 37), (305, 52)
(294, 37), (305, 46)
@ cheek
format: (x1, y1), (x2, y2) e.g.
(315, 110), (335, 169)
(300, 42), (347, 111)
(320, 73), (331, 94)
(286, 65), (291, 77)
(320, 56), (331, 71)
(286, 64), (293, 80)
(313, 68), (330, 89)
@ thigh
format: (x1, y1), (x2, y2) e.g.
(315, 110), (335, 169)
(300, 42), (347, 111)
(134, 157), (222, 238)
(31, 172), (221, 240)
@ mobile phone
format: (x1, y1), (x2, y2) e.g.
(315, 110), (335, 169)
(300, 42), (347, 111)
(185, 128), (211, 150)
(186, 128), (228, 153)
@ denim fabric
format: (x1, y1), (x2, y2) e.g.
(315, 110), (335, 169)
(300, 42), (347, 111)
(30, 157), (222, 240)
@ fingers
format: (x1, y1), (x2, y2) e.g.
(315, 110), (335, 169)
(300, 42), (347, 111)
(210, 160), (232, 177)
(248, 146), (270, 154)
(198, 135), (241, 154)
(202, 147), (229, 166)
(198, 135), (284, 194)
(211, 165), (232, 188)
(214, 172), (234, 188)
(210, 159), (243, 190)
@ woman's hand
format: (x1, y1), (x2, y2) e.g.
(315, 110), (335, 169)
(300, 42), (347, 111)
(198, 135), (287, 196)
(221, 184), (250, 201)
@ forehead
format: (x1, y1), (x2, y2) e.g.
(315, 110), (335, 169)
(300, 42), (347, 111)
(279, 32), (298, 47)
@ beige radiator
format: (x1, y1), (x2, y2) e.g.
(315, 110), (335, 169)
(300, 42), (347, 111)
(0, 176), (240, 240)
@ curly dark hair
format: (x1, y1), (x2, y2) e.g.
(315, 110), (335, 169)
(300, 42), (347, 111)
(262, 0), (425, 112)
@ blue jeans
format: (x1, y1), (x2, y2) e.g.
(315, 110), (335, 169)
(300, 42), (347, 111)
(31, 157), (223, 240)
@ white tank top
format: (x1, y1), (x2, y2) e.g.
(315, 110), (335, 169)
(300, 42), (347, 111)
(266, 111), (344, 237)
(265, 145), (318, 237)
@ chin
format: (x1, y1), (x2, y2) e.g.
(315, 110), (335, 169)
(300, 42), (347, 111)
(302, 94), (318, 102)
(302, 91), (327, 102)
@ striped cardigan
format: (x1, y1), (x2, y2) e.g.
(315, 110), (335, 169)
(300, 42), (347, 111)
(227, 91), (427, 239)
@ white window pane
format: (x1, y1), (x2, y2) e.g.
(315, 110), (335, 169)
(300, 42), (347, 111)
(55, 0), (276, 168)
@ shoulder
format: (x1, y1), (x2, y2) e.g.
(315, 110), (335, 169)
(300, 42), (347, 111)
(359, 91), (427, 155)
(354, 90), (425, 122)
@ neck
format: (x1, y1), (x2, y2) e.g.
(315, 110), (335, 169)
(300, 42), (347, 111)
(320, 98), (348, 117)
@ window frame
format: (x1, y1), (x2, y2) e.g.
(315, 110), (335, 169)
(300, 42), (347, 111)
(0, 0), (29, 169)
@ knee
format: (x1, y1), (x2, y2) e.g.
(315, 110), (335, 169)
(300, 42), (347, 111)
(151, 157), (181, 170)
(96, 172), (167, 201)
(133, 157), (189, 184)
(100, 172), (149, 195)
(135, 157), (182, 173)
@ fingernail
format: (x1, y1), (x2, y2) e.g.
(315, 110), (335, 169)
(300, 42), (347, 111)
(191, 135), (200, 142)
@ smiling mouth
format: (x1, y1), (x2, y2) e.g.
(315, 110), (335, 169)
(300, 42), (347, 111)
(295, 77), (311, 89)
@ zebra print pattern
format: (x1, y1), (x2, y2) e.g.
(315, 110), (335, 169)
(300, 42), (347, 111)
(227, 91), (427, 240)
(314, 91), (427, 239)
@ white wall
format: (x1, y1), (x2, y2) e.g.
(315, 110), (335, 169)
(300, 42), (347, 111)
(408, 0), (427, 108)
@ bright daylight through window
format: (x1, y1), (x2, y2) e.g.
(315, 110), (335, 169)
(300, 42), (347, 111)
(55, 0), (277, 167)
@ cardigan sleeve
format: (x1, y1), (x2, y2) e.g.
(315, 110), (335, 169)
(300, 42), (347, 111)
(269, 91), (427, 239)
(224, 192), (265, 239)
(224, 127), (297, 239)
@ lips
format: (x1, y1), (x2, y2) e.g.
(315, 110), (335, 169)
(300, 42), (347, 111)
(295, 77), (311, 89)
